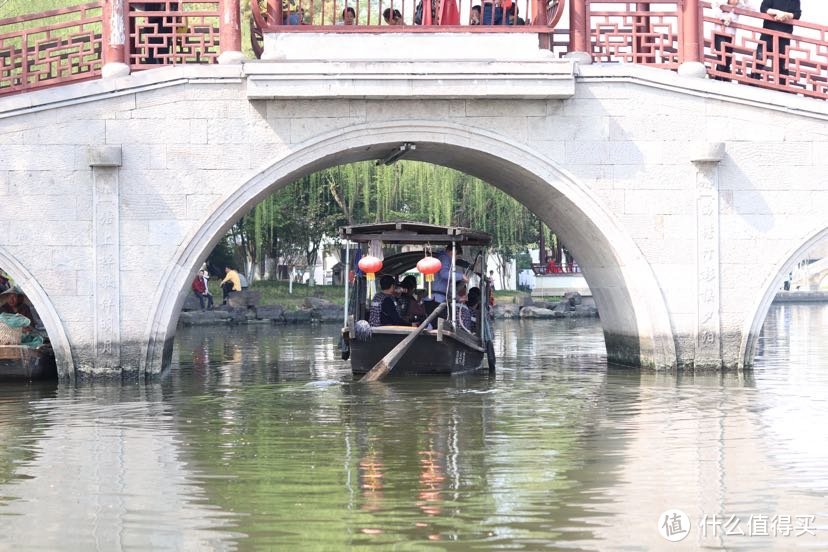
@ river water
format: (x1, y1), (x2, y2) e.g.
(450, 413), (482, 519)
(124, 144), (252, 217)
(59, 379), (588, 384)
(0, 303), (826, 550)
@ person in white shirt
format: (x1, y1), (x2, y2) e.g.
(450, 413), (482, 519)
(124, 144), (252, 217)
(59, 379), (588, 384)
(712, 0), (746, 80)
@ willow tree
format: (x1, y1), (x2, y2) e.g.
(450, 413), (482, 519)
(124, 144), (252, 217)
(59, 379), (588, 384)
(217, 160), (552, 284)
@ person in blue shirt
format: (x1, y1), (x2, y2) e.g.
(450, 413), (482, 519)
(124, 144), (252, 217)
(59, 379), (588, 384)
(425, 244), (468, 316)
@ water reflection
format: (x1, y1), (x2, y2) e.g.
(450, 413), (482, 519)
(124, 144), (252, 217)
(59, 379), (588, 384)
(0, 306), (824, 549)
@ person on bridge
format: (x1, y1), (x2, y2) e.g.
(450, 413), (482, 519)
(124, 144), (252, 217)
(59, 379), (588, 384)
(383, 8), (404, 25)
(220, 267), (241, 304)
(712, 0), (746, 80)
(470, 5), (481, 25)
(339, 7), (356, 25)
(757, 0), (801, 85)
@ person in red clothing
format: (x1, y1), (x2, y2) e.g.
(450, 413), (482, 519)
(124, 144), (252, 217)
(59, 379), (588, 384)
(191, 270), (214, 310)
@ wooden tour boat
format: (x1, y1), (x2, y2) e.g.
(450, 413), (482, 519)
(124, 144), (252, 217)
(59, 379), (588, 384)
(338, 222), (496, 378)
(0, 344), (57, 381)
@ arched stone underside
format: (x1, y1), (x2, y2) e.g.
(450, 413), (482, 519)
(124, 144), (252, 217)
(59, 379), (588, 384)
(740, 224), (828, 368)
(0, 247), (75, 379)
(143, 121), (677, 376)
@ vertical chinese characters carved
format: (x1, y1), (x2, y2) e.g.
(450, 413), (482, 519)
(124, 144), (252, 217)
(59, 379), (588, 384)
(93, 171), (121, 371)
(692, 154), (722, 369)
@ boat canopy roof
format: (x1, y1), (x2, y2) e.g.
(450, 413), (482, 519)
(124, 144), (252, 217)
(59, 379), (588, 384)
(375, 251), (473, 277)
(339, 222), (492, 246)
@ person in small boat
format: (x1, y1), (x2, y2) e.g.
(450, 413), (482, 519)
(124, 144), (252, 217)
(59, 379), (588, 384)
(0, 287), (35, 332)
(398, 275), (427, 324)
(455, 284), (474, 333)
(467, 286), (481, 333)
(426, 244), (468, 315)
(369, 275), (405, 327)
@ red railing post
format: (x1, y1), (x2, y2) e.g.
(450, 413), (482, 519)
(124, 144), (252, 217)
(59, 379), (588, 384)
(102, 0), (131, 77)
(566, 0), (591, 63)
(219, 0), (244, 63)
(533, 0), (547, 27)
(678, 0), (705, 77)
(681, 0), (702, 63)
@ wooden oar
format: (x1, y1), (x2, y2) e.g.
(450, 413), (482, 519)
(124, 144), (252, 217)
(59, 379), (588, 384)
(360, 303), (446, 383)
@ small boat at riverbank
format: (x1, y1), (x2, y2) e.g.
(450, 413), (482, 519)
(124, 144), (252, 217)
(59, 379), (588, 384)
(0, 345), (57, 381)
(338, 222), (495, 378)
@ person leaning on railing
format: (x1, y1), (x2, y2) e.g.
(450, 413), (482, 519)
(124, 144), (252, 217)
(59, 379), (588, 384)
(712, 0), (745, 81)
(338, 6), (356, 25)
(383, 8), (404, 25)
(282, 0), (302, 24)
(756, 0), (801, 85)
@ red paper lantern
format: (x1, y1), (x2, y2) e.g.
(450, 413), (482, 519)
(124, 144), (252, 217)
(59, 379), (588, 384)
(416, 256), (442, 297)
(358, 255), (383, 282)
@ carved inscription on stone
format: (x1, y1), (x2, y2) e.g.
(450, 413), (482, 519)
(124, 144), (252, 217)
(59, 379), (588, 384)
(93, 170), (120, 370)
(694, 163), (721, 367)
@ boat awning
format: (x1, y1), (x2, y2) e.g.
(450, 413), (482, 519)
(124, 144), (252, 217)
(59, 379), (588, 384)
(377, 251), (473, 276)
(339, 222), (492, 246)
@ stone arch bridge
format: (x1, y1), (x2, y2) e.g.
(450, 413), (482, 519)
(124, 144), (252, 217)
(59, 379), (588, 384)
(1, 47), (826, 380)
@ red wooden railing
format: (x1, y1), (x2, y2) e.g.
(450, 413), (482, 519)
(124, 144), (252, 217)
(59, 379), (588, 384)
(701, 2), (828, 100)
(2, 0), (827, 100)
(585, 1), (682, 68)
(126, 0), (221, 69)
(0, 3), (103, 95)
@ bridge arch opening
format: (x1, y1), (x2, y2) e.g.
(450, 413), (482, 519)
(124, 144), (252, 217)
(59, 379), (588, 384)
(0, 250), (74, 380)
(144, 121), (677, 375)
(742, 227), (828, 368)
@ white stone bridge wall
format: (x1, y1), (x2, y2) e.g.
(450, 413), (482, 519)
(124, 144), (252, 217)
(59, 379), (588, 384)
(1, 59), (826, 379)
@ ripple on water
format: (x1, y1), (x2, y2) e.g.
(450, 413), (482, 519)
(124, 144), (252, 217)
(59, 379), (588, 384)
(0, 305), (825, 549)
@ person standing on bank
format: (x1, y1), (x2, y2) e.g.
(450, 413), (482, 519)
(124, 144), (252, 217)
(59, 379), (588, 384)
(757, 0), (801, 85)
(220, 266), (241, 304)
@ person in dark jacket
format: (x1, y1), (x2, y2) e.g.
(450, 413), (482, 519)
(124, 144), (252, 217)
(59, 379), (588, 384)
(757, 0), (801, 85)
(369, 275), (404, 327)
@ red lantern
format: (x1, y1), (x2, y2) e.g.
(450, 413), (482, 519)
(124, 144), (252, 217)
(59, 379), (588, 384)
(416, 256), (442, 298)
(358, 255), (383, 282)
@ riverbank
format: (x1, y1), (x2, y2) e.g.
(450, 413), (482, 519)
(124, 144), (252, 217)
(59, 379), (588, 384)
(773, 290), (828, 303)
(178, 289), (598, 327)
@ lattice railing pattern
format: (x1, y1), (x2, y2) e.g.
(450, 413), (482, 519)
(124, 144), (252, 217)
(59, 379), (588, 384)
(126, 0), (220, 69)
(586, 1), (681, 68)
(0, 3), (103, 95)
(250, 0), (564, 30)
(701, 2), (828, 100)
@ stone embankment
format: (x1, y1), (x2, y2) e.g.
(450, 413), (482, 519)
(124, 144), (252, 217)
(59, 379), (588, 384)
(493, 292), (599, 320)
(178, 291), (598, 327)
(773, 291), (828, 303)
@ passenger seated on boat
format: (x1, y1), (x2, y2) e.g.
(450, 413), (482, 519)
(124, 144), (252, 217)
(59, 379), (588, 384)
(398, 275), (427, 324)
(455, 284), (474, 333)
(0, 287), (34, 331)
(369, 275), (405, 327)
(467, 286), (481, 333)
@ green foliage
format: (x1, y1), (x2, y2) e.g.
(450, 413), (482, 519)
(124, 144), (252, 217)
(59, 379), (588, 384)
(219, 160), (551, 280)
(515, 250), (533, 271)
